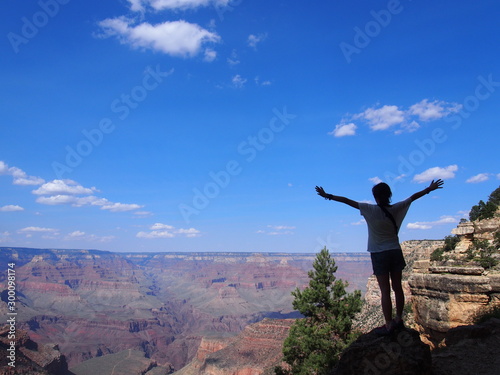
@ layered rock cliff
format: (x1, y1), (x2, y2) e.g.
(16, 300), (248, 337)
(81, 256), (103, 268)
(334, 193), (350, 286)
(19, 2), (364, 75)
(0, 325), (71, 375)
(173, 318), (294, 375)
(409, 210), (500, 345)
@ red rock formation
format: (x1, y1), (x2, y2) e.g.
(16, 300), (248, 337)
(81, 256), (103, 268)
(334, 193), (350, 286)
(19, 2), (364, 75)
(175, 318), (294, 375)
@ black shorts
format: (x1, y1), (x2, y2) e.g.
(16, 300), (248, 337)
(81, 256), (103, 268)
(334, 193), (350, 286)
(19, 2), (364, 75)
(370, 249), (406, 276)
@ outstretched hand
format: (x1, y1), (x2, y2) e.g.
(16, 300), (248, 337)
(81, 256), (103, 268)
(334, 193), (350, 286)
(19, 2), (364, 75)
(315, 186), (328, 199)
(428, 179), (444, 192)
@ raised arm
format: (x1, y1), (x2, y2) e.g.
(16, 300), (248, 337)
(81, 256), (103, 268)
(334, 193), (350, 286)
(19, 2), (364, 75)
(315, 186), (360, 209)
(409, 179), (444, 202)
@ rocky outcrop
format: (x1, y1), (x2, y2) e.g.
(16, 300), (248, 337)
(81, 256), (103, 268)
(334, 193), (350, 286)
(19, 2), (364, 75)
(451, 214), (500, 252)
(409, 213), (500, 345)
(0, 326), (71, 375)
(174, 319), (294, 375)
(409, 270), (500, 343)
(334, 327), (432, 375)
(432, 318), (500, 375)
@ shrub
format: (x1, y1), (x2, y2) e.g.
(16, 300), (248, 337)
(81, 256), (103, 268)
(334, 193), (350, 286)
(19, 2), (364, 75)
(430, 235), (459, 262)
(469, 239), (499, 269)
(276, 248), (362, 375)
(469, 186), (500, 221)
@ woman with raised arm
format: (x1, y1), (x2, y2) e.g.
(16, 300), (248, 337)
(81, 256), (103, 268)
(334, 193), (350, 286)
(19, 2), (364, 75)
(315, 179), (444, 335)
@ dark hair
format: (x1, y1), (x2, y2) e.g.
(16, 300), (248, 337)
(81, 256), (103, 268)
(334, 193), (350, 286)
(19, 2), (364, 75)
(372, 182), (392, 206)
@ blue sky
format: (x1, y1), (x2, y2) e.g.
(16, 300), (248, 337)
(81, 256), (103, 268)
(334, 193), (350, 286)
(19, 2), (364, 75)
(1, 0), (499, 253)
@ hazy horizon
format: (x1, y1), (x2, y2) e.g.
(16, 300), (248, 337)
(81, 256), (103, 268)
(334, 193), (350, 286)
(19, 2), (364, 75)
(1, 1), (499, 253)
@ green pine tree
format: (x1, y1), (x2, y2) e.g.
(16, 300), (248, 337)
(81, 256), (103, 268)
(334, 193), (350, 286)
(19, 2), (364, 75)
(276, 248), (362, 375)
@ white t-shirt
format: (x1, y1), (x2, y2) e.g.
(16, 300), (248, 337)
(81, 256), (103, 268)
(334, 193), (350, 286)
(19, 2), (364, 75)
(358, 198), (412, 253)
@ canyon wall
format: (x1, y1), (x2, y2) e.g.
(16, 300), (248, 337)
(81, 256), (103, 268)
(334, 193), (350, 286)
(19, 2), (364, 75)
(0, 247), (372, 373)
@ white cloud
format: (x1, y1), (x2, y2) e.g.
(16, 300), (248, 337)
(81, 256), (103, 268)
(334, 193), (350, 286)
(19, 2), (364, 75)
(151, 223), (174, 230)
(98, 17), (220, 58)
(369, 177), (383, 184)
(0, 161), (45, 186)
(137, 223), (201, 238)
(329, 122), (357, 137)
(247, 33), (267, 49)
(409, 99), (462, 121)
(35, 194), (143, 212)
(407, 215), (458, 230)
(254, 76), (271, 86)
(258, 225), (295, 236)
(68, 230), (86, 237)
(32, 179), (97, 196)
(413, 165), (458, 183)
(64, 230), (114, 242)
(351, 219), (366, 226)
(101, 202), (143, 212)
(466, 173), (490, 183)
(334, 99), (461, 136)
(204, 48), (217, 62)
(268, 225), (295, 231)
(0, 205), (24, 212)
(227, 49), (240, 66)
(356, 105), (405, 131)
(231, 74), (247, 88)
(18, 226), (58, 233)
(128, 0), (231, 12)
(134, 211), (154, 217)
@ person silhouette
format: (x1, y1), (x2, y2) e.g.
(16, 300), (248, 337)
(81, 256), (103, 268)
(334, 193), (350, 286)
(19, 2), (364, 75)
(315, 179), (444, 335)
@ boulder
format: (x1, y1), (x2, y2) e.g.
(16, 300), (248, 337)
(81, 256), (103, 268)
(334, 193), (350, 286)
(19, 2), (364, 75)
(334, 327), (432, 375)
(432, 318), (500, 375)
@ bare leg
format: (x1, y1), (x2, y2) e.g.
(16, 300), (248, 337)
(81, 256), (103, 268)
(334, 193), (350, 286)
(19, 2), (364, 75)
(376, 273), (392, 327)
(390, 270), (404, 321)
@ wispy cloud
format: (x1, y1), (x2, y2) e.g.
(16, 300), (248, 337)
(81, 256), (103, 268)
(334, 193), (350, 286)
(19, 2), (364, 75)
(407, 215), (458, 230)
(257, 225), (295, 236)
(136, 223), (201, 238)
(0, 161), (44, 186)
(247, 33), (268, 49)
(65, 230), (115, 242)
(329, 122), (357, 137)
(330, 99), (461, 136)
(413, 165), (458, 183)
(355, 105), (406, 131)
(231, 74), (247, 88)
(408, 99), (462, 121)
(0, 205), (24, 212)
(466, 173), (490, 183)
(97, 17), (220, 58)
(33, 179), (98, 196)
(127, 0), (232, 12)
(33, 179), (143, 212)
